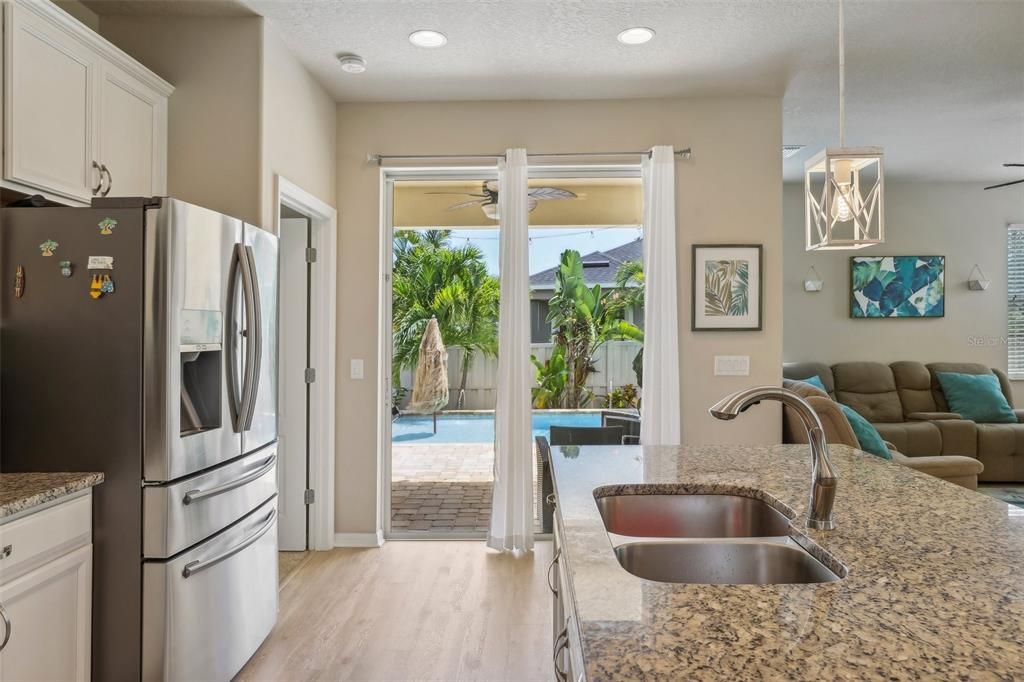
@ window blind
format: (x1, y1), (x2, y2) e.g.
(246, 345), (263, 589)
(1008, 226), (1024, 378)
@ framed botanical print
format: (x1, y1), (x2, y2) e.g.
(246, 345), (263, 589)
(692, 244), (763, 331)
(850, 256), (945, 318)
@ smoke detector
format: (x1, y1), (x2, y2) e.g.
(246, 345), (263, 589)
(337, 54), (367, 74)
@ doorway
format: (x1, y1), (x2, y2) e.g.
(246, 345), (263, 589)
(279, 207), (311, 554)
(380, 167), (643, 540)
(275, 175), (337, 567)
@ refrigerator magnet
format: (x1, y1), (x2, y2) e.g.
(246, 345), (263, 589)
(98, 218), (117, 235)
(39, 240), (58, 257)
(87, 256), (114, 270)
(59, 260), (73, 278)
(89, 274), (103, 299)
(100, 274), (115, 294)
(14, 266), (24, 298)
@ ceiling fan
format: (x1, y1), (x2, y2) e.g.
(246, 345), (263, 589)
(984, 164), (1024, 190)
(428, 180), (577, 220)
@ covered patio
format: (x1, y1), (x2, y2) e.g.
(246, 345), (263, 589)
(391, 443), (540, 533)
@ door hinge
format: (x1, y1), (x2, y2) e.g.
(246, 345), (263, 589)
(304, 489), (315, 505)
(305, 247), (317, 263)
(304, 367), (316, 383)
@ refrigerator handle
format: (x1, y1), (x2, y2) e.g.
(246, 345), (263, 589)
(226, 243), (253, 432)
(240, 245), (261, 431)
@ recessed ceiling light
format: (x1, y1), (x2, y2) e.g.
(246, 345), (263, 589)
(409, 30), (447, 48)
(617, 27), (655, 45)
(337, 53), (367, 74)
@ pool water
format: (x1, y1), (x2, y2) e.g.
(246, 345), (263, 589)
(392, 411), (602, 443)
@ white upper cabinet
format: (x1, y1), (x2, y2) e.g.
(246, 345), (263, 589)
(4, 0), (98, 202)
(97, 61), (168, 198)
(2, 0), (173, 204)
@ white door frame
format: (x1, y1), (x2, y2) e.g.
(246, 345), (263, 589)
(377, 164), (639, 540)
(275, 174), (337, 551)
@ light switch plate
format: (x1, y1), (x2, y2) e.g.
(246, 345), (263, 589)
(714, 355), (750, 376)
(350, 358), (364, 380)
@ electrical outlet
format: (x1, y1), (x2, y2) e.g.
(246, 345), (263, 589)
(350, 358), (364, 380)
(714, 355), (750, 376)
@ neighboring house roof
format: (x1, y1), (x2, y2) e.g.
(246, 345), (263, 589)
(529, 238), (643, 290)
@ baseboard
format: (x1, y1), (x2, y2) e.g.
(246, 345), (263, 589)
(334, 530), (384, 548)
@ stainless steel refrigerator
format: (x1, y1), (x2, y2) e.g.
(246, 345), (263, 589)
(0, 197), (279, 681)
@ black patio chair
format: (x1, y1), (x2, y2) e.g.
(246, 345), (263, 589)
(536, 436), (555, 534)
(549, 425), (625, 446)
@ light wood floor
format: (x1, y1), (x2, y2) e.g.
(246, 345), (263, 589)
(237, 541), (554, 682)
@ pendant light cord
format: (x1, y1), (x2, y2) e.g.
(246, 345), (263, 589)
(838, 0), (846, 147)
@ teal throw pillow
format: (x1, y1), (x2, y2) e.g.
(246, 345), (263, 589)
(799, 375), (828, 393)
(935, 372), (1017, 424)
(838, 403), (892, 460)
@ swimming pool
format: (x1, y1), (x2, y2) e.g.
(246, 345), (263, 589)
(392, 411), (602, 443)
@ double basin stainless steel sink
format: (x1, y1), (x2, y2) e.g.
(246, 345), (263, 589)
(595, 492), (844, 585)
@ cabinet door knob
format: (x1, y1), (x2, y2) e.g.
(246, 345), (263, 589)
(100, 164), (112, 197)
(546, 548), (560, 596)
(0, 602), (11, 652)
(91, 161), (103, 195)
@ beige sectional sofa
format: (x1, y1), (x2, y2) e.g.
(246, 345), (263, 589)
(783, 360), (1024, 483)
(782, 379), (983, 489)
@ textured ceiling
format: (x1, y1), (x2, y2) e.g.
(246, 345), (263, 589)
(133, 0), (1024, 183)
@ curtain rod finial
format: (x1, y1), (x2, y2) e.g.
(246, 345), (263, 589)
(366, 153), (381, 165)
(677, 148), (693, 160)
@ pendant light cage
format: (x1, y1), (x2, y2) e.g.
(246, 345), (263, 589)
(804, 0), (885, 251)
(805, 147), (885, 250)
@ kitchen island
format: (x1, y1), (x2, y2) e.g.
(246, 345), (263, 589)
(549, 443), (1024, 680)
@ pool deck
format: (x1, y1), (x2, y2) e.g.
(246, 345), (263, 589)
(391, 443), (539, 533)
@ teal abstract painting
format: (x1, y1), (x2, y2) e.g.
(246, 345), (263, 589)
(851, 256), (945, 318)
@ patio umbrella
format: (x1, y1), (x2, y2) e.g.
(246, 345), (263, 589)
(407, 317), (450, 433)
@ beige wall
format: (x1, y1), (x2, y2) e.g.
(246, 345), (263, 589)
(54, 0), (98, 31)
(100, 17), (337, 233)
(260, 24), (337, 228)
(783, 182), (1024, 400)
(101, 16), (263, 225)
(336, 97), (784, 535)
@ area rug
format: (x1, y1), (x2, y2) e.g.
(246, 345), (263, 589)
(977, 485), (1024, 509)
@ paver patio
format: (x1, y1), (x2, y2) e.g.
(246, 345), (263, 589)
(391, 443), (539, 533)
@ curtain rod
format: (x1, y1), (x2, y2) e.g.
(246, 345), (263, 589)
(366, 148), (692, 165)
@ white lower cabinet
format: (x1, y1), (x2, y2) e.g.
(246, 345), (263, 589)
(0, 492), (94, 682)
(0, 545), (92, 681)
(552, 521), (582, 682)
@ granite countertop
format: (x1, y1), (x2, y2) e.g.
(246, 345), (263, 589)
(550, 443), (1024, 680)
(0, 472), (104, 520)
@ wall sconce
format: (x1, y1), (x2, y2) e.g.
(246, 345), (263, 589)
(804, 266), (824, 292)
(968, 265), (990, 291)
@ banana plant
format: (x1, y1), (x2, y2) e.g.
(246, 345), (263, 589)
(545, 250), (644, 408)
(531, 346), (569, 408)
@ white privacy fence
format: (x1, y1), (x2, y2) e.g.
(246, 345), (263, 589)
(397, 341), (643, 410)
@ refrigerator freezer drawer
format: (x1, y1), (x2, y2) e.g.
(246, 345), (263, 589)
(143, 443), (277, 558)
(142, 497), (278, 682)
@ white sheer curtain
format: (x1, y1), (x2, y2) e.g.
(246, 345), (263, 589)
(488, 148), (534, 553)
(640, 146), (682, 445)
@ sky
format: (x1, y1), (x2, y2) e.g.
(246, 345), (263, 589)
(411, 227), (643, 276)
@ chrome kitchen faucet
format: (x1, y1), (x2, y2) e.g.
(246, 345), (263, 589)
(709, 386), (838, 530)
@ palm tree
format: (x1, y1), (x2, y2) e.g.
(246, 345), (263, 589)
(392, 232), (499, 408)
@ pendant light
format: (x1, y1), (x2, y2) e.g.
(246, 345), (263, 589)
(805, 0), (885, 251)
